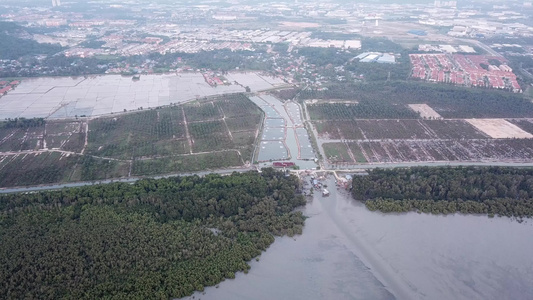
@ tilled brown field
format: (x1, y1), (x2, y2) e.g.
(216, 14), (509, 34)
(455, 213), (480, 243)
(314, 119), (492, 141)
(325, 139), (533, 164)
(315, 115), (533, 165)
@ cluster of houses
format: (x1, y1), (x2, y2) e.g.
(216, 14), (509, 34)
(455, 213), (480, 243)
(0, 80), (20, 97)
(410, 54), (521, 92)
(202, 72), (227, 87)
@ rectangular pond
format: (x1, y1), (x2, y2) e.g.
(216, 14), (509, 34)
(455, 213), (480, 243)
(260, 106), (282, 118)
(296, 128), (315, 159)
(256, 141), (288, 161)
(286, 102), (304, 127)
(262, 127), (285, 140)
(0, 72), (286, 119)
(225, 73), (286, 92)
(265, 118), (285, 127)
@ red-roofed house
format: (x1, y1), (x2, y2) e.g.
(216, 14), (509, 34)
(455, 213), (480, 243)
(0, 86), (12, 95)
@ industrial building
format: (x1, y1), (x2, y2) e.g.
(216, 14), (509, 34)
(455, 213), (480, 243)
(355, 52), (396, 64)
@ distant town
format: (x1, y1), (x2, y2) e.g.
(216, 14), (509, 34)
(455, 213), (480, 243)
(1, 0), (533, 93)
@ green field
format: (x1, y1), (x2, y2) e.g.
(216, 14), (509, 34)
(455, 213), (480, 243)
(323, 143), (354, 163)
(131, 151), (243, 176)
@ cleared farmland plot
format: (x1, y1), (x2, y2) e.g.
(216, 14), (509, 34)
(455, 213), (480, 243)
(314, 121), (341, 139)
(232, 131), (257, 161)
(314, 121), (364, 139)
(357, 142), (379, 163)
(323, 143), (354, 163)
(466, 119), (533, 139)
(312, 113), (533, 165)
(0, 152), (77, 187)
(339, 140), (533, 164)
(423, 120), (489, 139)
(0, 120), (84, 153)
(369, 141), (391, 162)
(408, 104), (442, 119)
(349, 142), (368, 162)
(45, 120), (86, 152)
(507, 119), (533, 135)
(0, 152), (129, 188)
(301, 82), (533, 118)
(315, 120), (489, 141)
(357, 120), (434, 140)
(0, 128), (37, 152)
(232, 131), (257, 146)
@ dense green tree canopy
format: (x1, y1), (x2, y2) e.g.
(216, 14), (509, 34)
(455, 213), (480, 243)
(301, 81), (533, 118)
(0, 22), (62, 59)
(352, 166), (533, 218)
(0, 169), (306, 299)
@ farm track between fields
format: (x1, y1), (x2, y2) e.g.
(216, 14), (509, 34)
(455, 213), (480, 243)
(0, 94), (263, 187)
(303, 99), (533, 170)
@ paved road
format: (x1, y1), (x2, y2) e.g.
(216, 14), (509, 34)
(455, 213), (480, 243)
(4, 160), (533, 194)
(3, 91), (533, 194)
(0, 167), (254, 194)
(460, 39), (502, 58)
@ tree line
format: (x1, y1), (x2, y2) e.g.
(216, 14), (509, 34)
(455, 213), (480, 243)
(352, 166), (533, 218)
(300, 81), (533, 118)
(1, 117), (45, 129)
(0, 22), (62, 60)
(0, 169), (306, 299)
(308, 101), (419, 120)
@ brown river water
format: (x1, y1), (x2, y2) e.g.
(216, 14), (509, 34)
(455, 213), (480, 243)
(184, 176), (533, 300)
